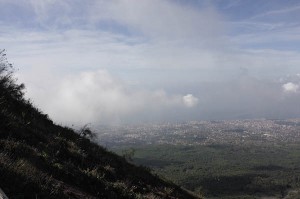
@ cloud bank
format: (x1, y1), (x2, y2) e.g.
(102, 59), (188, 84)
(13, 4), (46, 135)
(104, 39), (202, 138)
(25, 69), (192, 125)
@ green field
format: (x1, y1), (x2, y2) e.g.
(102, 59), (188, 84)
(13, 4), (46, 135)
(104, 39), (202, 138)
(114, 143), (300, 198)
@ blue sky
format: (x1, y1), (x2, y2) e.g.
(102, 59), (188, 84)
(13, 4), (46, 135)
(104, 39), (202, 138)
(1, 0), (300, 125)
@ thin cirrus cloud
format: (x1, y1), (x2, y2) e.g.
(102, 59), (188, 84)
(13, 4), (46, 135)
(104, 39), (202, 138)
(1, 0), (300, 125)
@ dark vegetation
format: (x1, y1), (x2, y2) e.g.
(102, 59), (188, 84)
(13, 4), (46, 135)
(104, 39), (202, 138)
(114, 144), (300, 198)
(0, 50), (199, 199)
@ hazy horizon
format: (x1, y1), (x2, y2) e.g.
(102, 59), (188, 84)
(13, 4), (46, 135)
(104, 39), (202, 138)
(1, 0), (300, 125)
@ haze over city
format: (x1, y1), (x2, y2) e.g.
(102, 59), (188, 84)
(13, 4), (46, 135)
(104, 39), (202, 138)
(1, 0), (300, 125)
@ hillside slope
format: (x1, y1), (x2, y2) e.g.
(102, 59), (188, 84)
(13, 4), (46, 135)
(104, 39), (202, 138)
(0, 51), (199, 199)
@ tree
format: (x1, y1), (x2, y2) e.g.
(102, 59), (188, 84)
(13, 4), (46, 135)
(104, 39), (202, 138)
(0, 49), (25, 101)
(79, 124), (97, 140)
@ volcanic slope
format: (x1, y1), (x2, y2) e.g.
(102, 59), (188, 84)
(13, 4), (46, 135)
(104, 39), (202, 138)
(0, 51), (199, 199)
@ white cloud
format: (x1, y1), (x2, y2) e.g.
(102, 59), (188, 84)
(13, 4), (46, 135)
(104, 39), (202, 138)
(183, 94), (199, 108)
(282, 82), (299, 93)
(23, 69), (188, 125)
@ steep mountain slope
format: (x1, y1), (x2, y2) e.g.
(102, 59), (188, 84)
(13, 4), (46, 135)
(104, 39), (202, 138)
(0, 51), (199, 199)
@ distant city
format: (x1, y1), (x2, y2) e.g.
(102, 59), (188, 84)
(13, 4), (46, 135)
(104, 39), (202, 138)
(96, 119), (300, 147)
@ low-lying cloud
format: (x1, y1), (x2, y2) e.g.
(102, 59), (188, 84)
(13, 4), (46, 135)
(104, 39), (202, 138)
(24, 69), (194, 125)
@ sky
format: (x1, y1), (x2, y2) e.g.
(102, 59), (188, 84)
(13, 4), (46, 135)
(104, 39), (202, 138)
(1, 0), (300, 126)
